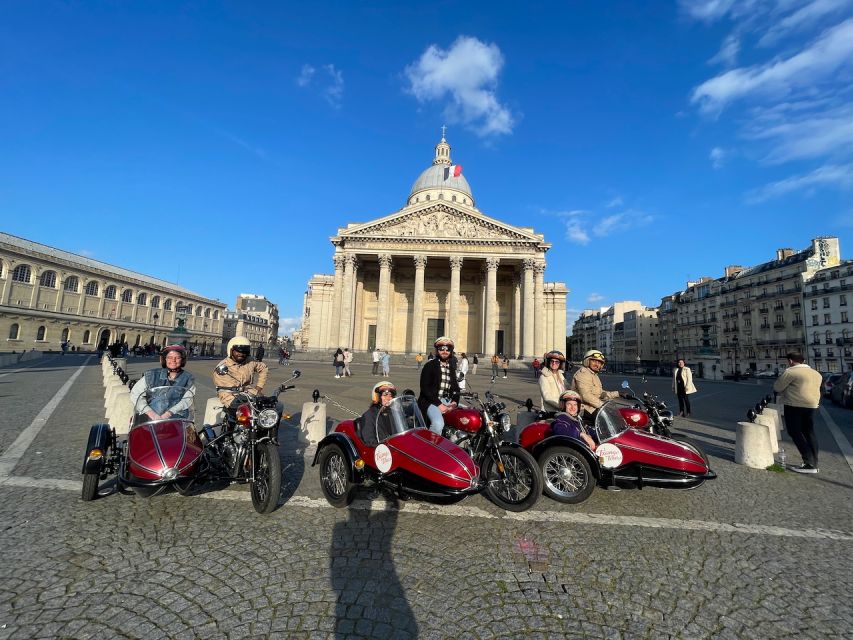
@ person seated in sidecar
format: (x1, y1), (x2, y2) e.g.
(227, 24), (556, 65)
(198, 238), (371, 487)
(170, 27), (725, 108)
(551, 390), (597, 451)
(129, 345), (196, 422)
(213, 336), (269, 411)
(360, 381), (397, 447)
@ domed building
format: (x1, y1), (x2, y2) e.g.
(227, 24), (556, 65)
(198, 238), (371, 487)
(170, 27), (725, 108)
(300, 134), (567, 358)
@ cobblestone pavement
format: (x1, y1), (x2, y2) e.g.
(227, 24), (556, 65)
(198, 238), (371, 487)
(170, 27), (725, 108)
(0, 354), (851, 639)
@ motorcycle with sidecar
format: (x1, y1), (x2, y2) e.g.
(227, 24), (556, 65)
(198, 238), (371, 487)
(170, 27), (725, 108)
(81, 371), (301, 514)
(519, 396), (716, 504)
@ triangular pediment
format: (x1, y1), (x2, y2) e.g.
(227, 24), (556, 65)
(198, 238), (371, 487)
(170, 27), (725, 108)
(338, 204), (542, 244)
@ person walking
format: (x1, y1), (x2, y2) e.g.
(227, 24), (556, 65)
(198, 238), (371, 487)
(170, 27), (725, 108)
(415, 353), (424, 370)
(471, 354), (478, 376)
(255, 344), (265, 363)
(381, 350), (391, 376)
(343, 348), (353, 377)
(490, 354), (500, 380)
(672, 358), (697, 417)
(333, 347), (345, 378)
(372, 348), (380, 376)
(532, 357), (541, 379)
(278, 347), (286, 365)
(773, 352), (823, 474)
(501, 356), (509, 379)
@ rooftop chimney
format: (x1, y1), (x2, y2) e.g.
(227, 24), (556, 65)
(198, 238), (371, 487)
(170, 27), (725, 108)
(724, 265), (744, 278)
(776, 248), (794, 260)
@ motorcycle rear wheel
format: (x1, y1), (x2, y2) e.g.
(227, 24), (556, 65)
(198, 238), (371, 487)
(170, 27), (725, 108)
(481, 446), (542, 512)
(318, 444), (355, 508)
(539, 446), (595, 504)
(250, 441), (282, 514)
(81, 473), (99, 501)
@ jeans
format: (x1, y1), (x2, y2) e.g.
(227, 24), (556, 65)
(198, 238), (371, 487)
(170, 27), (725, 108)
(784, 405), (819, 466)
(426, 404), (445, 435)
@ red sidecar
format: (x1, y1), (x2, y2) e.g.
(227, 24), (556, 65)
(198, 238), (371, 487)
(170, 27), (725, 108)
(519, 399), (716, 504)
(313, 395), (481, 507)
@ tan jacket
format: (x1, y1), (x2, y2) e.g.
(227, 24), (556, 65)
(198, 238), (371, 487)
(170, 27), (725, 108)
(773, 364), (822, 408)
(538, 368), (566, 411)
(672, 366), (697, 394)
(213, 356), (269, 406)
(571, 365), (619, 415)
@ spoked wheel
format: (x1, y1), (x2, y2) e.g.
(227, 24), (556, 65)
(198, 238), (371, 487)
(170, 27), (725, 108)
(250, 441), (282, 514)
(81, 472), (99, 501)
(318, 444), (355, 508)
(539, 446), (595, 504)
(481, 446), (542, 512)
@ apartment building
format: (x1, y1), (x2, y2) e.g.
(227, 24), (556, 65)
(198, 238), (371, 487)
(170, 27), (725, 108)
(804, 260), (853, 373)
(235, 293), (280, 344)
(222, 310), (270, 354)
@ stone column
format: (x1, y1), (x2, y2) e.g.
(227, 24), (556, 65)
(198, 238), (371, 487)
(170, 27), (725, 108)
(513, 273), (521, 358)
(534, 260), (546, 355)
(447, 256), (463, 341)
(29, 267), (41, 307)
(56, 273), (67, 314)
(484, 258), (499, 356)
(376, 253), (393, 350)
(411, 255), (427, 353)
(98, 281), (109, 317)
(522, 258), (535, 357)
(339, 254), (357, 348)
(0, 261), (12, 305)
(329, 254), (345, 348)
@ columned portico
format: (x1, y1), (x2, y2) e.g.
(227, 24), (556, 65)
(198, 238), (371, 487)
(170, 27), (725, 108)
(301, 135), (568, 357)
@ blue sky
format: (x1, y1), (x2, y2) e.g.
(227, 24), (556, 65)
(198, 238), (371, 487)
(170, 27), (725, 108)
(2, 1), (851, 336)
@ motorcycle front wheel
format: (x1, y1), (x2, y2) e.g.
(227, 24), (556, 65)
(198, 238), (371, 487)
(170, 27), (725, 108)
(250, 441), (282, 514)
(481, 446), (542, 512)
(81, 472), (99, 501)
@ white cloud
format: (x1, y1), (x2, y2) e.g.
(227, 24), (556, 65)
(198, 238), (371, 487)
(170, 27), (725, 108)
(691, 18), (853, 115)
(588, 293), (604, 303)
(710, 146), (727, 168)
(278, 317), (302, 337)
(746, 101), (853, 163)
(605, 196), (624, 208)
(759, 0), (852, 46)
(405, 35), (515, 136)
(709, 33), (741, 66)
(556, 204), (656, 245)
(566, 308), (583, 327)
(296, 63), (344, 108)
(296, 64), (315, 87)
(746, 162), (853, 202)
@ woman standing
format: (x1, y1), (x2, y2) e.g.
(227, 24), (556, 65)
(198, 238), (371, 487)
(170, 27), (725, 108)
(333, 347), (345, 378)
(538, 350), (567, 412)
(672, 358), (697, 417)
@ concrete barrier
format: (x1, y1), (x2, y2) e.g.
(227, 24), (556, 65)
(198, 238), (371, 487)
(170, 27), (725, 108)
(299, 401), (327, 445)
(753, 414), (779, 453)
(735, 421), (774, 469)
(111, 392), (133, 436)
(203, 397), (225, 426)
(766, 404), (784, 431)
(762, 407), (782, 435)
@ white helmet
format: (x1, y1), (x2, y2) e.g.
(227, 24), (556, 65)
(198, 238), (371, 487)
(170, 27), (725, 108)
(227, 336), (252, 354)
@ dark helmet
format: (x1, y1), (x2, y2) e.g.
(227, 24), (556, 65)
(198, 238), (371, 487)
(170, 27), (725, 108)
(160, 345), (187, 370)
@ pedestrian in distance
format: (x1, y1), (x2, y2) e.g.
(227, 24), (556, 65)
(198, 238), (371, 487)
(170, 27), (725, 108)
(255, 344), (265, 363)
(343, 348), (353, 377)
(415, 352), (424, 370)
(501, 356), (509, 379)
(381, 350), (391, 377)
(672, 358), (697, 417)
(532, 357), (541, 379)
(278, 348), (286, 365)
(491, 354), (500, 379)
(372, 348), (380, 376)
(471, 354), (478, 375)
(333, 347), (345, 378)
(773, 352), (823, 474)
(458, 352), (469, 391)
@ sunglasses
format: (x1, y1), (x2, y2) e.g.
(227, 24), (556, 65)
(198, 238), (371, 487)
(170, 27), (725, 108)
(437, 346), (452, 352)
(380, 390), (396, 396)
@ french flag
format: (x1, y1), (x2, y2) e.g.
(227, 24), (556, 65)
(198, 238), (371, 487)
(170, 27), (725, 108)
(444, 164), (463, 180)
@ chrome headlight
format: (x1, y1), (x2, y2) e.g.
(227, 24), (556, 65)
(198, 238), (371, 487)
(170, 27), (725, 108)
(499, 413), (512, 432)
(258, 409), (279, 429)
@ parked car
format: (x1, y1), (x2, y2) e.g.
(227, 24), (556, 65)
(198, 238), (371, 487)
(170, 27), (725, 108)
(822, 373), (843, 397)
(829, 372), (853, 408)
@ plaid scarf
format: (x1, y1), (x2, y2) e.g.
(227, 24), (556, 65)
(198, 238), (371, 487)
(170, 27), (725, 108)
(438, 361), (451, 399)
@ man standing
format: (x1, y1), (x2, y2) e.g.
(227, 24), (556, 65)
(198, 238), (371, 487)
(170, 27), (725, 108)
(255, 344), (265, 363)
(773, 352), (823, 473)
(471, 354), (478, 375)
(372, 348), (380, 375)
(415, 352), (424, 370)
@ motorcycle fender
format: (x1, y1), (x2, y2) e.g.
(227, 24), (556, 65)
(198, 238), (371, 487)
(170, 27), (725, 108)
(82, 423), (112, 474)
(531, 435), (601, 480)
(312, 433), (365, 483)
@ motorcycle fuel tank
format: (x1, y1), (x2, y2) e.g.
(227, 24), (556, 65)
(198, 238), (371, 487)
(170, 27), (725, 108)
(127, 420), (203, 481)
(442, 407), (482, 433)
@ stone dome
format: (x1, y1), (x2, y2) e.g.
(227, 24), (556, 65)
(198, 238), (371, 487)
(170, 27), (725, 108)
(407, 133), (475, 207)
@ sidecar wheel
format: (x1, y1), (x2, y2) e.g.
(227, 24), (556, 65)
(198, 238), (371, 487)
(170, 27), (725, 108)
(539, 446), (594, 504)
(174, 477), (196, 496)
(319, 444), (355, 508)
(81, 473), (99, 501)
(481, 446), (542, 512)
(251, 441), (282, 514)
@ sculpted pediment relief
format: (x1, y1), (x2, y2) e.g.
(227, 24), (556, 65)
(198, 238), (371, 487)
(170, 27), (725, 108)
(340, 206), (538, 243)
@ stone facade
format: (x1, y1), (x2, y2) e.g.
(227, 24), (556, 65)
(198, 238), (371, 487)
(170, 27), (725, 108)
(301, 136), (568, 357)
(235, 293), (279, 343)
(0, 233), (225, 353)
(804, 260), (853, 373)
(222, 310), (270, 355)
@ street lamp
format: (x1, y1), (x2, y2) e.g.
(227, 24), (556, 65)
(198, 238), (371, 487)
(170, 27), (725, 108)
(732, 335), (739, 381)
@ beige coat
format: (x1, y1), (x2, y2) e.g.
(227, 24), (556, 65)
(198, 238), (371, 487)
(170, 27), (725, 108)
(571, 366), (619, 415)
(538, 368), (566, 411)
(213, 356), (269, 406)
(773, 364), (822, 408)
(672, 366), (697, 394)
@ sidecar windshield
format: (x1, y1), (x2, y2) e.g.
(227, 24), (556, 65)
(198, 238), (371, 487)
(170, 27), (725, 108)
(133, 385), (195, 424)
(387, 395), (427, 435)
(593, 399), (632, 441)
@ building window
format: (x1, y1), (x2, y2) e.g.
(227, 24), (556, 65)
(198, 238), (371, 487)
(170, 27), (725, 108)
(151, 295), (160, 308)
(196, 306), (202, 316)
(213, 310), (219, 319)
(84, 281), (98, 296)
(452, 195), (457, 201)
(812, 331), (819, 344)
(121, 289), (133, 303)
(824, 313), (831, 324)
(842, 311), (849, 323)
(812, 315), (819, 325)
(104, 285), (117, 300)
(823, 297), (830, 308)
(64, 276), (79, 292)
(811, 300), (818, 310)
(12, 264), (31, 283)
(841, 295), (847, 307)
(39, 271), (57, 288)
(61, 328), (70, 342)
(204, 308), (210, 318)
(36, 326), (46, 341)
(83, 330), (91, 343)
(137, 293), (147, 306)
(9, 323), (20, 340)
(426, 195), (430, 201)
(164, 299), (172, 311)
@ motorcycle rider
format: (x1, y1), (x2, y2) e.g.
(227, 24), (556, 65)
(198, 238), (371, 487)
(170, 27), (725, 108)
(572, 349), (625, 420)
(418, 336), (460, 435)
(129, 345), (196, 421)
(360, 381), (397, 447)
(551, 389), (597, 451)
(539, 350), (568, 412)
(214, 336), (269, 409)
